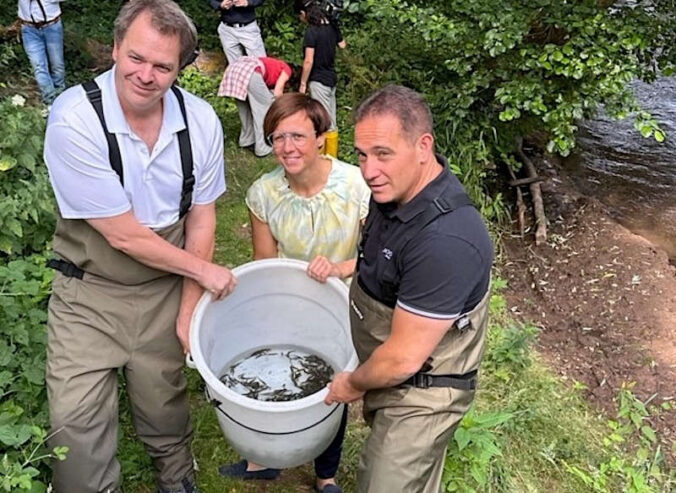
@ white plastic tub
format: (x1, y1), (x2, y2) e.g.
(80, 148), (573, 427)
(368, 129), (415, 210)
(189, 258), (358, 468)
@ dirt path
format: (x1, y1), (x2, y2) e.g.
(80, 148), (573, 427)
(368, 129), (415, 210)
(501, 157), (676, 462)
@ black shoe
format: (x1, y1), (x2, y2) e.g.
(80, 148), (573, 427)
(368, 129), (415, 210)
(218, 459), (281, 480)
(157, 477), (200, 493)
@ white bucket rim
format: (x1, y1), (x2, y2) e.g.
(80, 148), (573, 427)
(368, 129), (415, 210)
(189, 258), (358, 413)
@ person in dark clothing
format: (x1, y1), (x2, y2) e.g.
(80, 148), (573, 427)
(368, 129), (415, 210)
(326, 85), (493, 492)
(297, 0), (345, 157)
(208, 0), (266, 64)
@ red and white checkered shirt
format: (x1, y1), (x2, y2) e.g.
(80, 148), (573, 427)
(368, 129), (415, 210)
(218, 57), (264, 101)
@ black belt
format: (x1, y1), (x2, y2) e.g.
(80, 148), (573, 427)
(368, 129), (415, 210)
(20, 14), (61, 29)
(402, 369), (478, 391)
(223, 19), (255, 28)
(47, 259), (85, 279)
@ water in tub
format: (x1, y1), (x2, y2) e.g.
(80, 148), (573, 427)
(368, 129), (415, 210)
(219, 345), (335, 402)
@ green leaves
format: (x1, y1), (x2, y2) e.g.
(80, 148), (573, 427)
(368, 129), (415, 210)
(346, 0), (670, 200)
(0, 255), (55, 492)
(633, 112), (666, 143)
(443, 409), (513, 491)
(565, 383), (669, 492)
(0, 97), (55, 256)
(0, 424), (32, 448)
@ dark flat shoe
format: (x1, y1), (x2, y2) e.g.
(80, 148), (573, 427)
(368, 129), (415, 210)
(316, 484), (342, 493)
(218, 460), (280, 480)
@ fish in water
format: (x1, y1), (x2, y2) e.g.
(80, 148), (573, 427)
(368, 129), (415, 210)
(219, 346), (334, 402)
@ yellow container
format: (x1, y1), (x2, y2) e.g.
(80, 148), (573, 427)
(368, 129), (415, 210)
(322, 130), (339, 158)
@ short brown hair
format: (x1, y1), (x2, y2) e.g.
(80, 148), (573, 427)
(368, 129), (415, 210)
(114, 0), (198, 68)
(355, 85), (434, 141)
(263, 93), (331, 139)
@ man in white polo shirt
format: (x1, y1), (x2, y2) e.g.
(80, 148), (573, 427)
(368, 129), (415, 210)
(43, 1), (234, 492)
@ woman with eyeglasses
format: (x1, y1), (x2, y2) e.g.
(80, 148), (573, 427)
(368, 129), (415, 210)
(218, 93), (369, 493)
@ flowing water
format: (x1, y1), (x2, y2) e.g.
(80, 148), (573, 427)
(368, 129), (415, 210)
(219, 345), (335, 402)
(561, 76), (676, 260)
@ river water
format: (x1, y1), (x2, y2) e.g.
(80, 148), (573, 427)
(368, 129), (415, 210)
(561, 76), (676, 260)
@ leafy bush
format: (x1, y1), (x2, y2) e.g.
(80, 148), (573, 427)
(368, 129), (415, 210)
(333, 0), (673, 220)
(443, 410), (513, 492)
(0, 255), (67, 493)
(178, 67), (237, 124)
(0, 96), (55, 256)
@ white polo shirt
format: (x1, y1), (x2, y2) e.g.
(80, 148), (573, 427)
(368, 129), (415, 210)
(18, 0), (63, 23)
(45, 67), (226, 230)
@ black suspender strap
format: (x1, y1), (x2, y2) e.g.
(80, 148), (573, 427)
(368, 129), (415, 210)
(81, 81), (195, 218)
(51, 82), (197, 279)
(376, 191), (475, 306)
(82, 80), (124, 185)
(411, 193), (475, 242)
(171, 86), (195, 219)
(35, 0), (48, 22)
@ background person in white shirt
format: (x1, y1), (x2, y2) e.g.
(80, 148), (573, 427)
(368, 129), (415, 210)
(17, 0), (66, 103)
(209, 0), (267, 64)
(43, 1), (235, 492)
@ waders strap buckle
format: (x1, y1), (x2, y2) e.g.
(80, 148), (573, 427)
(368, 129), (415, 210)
(46, 259), (85, 279)
(403, 369), (478, 391)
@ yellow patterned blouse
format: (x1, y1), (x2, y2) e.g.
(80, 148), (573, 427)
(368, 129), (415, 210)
(246, 157), (370, 264)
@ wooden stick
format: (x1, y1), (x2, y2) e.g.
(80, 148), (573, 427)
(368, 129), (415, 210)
(506, 162), (526, 239)
(508, 176), (546, 187)
(515, 137), (547, 245)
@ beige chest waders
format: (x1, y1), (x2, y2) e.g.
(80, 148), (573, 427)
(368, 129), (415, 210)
(348, 280), (490, 493)
(46, 80), (197, 493)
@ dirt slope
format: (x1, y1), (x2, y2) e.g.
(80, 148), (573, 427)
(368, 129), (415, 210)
(502, 163), (676, 463)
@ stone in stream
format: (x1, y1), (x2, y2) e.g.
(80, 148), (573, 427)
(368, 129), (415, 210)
(219, 346), (334, 402)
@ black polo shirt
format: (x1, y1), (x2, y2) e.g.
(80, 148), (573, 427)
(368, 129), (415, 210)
(357, 156), (493, 319)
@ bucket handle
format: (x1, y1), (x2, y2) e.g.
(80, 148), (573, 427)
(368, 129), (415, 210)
(205, 386), (344, 436)
(185, 353), (196, 369)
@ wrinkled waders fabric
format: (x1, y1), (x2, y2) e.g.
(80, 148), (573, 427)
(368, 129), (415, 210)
(348, 280), (490, 492)
(47, 215), (194, 492)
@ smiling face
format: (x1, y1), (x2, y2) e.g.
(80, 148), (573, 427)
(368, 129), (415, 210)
(355, 113), (433, 204)
(271, 110), (325, 178)
(112, 10), (181, 115)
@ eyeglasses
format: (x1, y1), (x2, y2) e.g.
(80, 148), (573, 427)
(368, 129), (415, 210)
(266, 131), (316, 147)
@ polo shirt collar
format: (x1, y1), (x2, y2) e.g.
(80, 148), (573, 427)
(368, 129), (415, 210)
(99, 66), (186, 137)
(382, 154), (452, 223)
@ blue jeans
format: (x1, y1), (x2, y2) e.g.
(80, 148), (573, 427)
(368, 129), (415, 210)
(21, 20), (65, 104)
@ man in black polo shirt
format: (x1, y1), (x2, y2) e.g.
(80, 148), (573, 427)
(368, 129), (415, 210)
(325, 85), (493, 492)
(209, 0), (266, 64)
